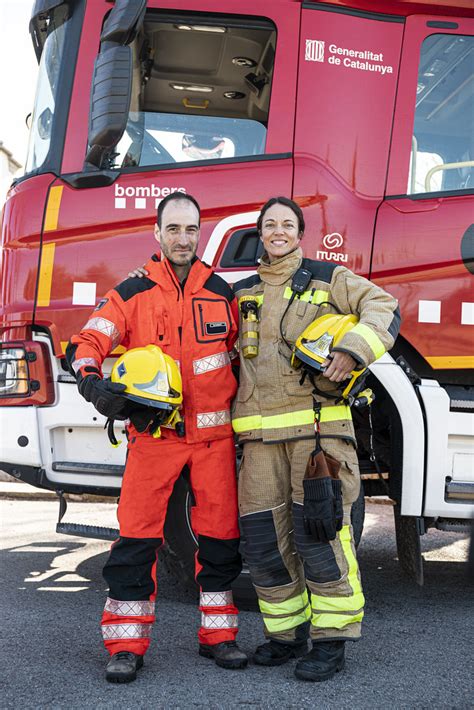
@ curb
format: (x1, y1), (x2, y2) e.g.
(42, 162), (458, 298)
(0, 482), (116, 504)
(0, 482), (393, 506)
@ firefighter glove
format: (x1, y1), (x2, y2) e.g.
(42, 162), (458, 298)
(303, 477), (341, 543)
(128, 407), (156, 433)
(78, 374), (127, 418)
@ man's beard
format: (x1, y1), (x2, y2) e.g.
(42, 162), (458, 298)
(162, 245), (196, 266)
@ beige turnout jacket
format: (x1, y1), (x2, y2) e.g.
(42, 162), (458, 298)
(232, 248), (400, 445)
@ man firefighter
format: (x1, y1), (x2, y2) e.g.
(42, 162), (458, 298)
(66, 193), (247, 683)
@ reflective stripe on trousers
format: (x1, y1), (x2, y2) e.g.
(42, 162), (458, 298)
(310, 525), (365, 631)
(259, 589), (311, 634)
(199, 590), (239, 635)
(252, 524), (364, 641)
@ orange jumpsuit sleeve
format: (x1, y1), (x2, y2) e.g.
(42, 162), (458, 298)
(68, 289), (129, 379)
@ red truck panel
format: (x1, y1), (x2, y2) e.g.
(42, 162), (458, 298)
(293, 6), (404, 274)
(0, 174), (56, 341)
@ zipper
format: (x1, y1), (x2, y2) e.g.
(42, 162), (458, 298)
(198, 303), (205, 335)
(165, 260), (181, 301)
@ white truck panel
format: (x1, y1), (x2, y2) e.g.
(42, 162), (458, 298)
(0, 406), (42, 467)
(418, 381), (474, 518)
(369, 354), (425, 516)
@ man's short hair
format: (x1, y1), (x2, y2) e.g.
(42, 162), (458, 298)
(157, 193), (201, 228)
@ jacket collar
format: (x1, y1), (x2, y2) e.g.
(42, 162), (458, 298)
(144, 254), (213, 294)
(258, 247), (303, 285)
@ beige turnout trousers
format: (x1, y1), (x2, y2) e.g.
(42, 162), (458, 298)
(238, 437), (364, 642)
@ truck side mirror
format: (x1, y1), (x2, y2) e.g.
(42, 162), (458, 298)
(84, 0), (146, 170)
(85, 45), (132, 169)
(100, 0), (146, 45)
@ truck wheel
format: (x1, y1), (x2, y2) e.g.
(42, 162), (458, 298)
(393, 504), (424, 586)
(351, 482), (365, 548)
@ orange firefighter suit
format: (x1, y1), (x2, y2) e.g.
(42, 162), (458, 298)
(67, 256), (241, 656)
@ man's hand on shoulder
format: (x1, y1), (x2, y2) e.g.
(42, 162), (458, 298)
(128, 265), (149, 279)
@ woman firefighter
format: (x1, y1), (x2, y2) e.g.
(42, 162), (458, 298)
(232, 196), (400, 681)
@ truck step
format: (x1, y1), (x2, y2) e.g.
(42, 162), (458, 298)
(445, 385), (474, 412)
(56, 522), (119, 541)
(52, 461), (124, 476)
(435, 518), (472, 532)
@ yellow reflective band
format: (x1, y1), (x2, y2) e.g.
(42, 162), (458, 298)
(311, 525), (365, 620)
(312, 593), (365, 614)
(44, 185), (63, 232)
(312, 610), (364, 630)
(340, 524), (364, 598)
(262, 605), (311, 633)
(245, 331), (259, 339)
(233, 415), (262, 432)
(350, 323), (385, 360)
(232, 404), (352, 433)
(283, 287), (329, 305)
(37, 242), (56, 307)
(259, 590), (309, 617)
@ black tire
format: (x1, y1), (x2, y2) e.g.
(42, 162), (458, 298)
(160, 472), (197, 593)
(351, 481), (365, 548)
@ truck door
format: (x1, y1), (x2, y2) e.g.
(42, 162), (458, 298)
(373, 16), (474, 375)
(31, 0), (300, 491)
(293, 4), (404, 274)
(372, 16), (474, 519)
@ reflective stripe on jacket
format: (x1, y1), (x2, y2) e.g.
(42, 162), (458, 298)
(232, 248), (400, 444)
(68, 256), (238, 444)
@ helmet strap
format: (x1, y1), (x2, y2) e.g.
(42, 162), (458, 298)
(106, 418), (120, 447)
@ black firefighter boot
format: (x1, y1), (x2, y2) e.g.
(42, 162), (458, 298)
(294, 640), (345, 682)
(199, 641), (248, 669)
(105, 651), (144, 683)
(253, 639), (309, 666)
(254, 622), (310, 666)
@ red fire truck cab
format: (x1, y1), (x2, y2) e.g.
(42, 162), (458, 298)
(1, 0), (473, 585)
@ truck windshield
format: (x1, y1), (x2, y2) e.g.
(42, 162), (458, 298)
(25, 6), (70, 174)
(109, 13), (276, 170)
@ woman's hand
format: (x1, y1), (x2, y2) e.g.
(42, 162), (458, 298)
(322, 352), (357, 383)
(127, 265), (149, 279)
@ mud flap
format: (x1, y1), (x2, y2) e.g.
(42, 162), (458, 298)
(393, 504), (424, 586)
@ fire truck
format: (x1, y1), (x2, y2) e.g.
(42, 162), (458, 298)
(1, 0), (473, 587)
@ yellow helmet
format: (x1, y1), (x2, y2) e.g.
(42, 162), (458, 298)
(291, 314), (366, 400)
(111, 345), (182, 412)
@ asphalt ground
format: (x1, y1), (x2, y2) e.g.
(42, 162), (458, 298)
(0, 495), (472, 709)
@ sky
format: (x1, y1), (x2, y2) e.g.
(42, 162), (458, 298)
(0, 0), (38, 167)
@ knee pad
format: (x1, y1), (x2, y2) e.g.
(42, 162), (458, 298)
(240, 509), (292, 588)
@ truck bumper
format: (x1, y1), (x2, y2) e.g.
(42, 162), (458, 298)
(0, 382), (125, 495)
